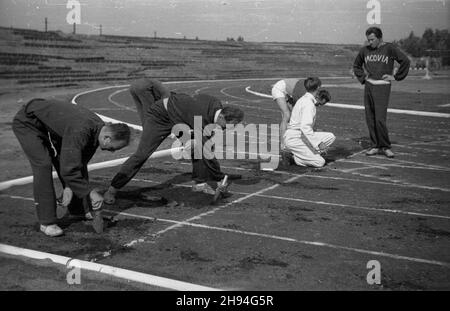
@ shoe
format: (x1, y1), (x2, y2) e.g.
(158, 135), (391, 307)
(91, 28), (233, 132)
(382, 148), (394, 158)
(192, 182), (216, 195)
(212, 175), (231, 204)
(366, 148), (380, 156)
(281, 150), (295, 166)
(40, 224), (63, 237)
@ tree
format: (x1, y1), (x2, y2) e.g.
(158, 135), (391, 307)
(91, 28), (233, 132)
(399, 31), (423, 57)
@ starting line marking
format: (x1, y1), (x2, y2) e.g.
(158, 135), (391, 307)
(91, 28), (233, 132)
(2, 193), (449, 267)
(245, 87), (450, 118)
(125, 175), (300, 248)
(121, 177), (450, 220)
(0, 243), (221, 291)
(102, 210), (450, 268)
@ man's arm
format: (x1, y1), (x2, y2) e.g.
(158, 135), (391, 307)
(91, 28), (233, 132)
(353, 49), (367, 84)
(59, 127), (91, 198)
(392, 46), (410, 81)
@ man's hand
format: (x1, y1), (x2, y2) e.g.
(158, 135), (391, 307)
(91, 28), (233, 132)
(103, 186), (117, 205)
(382, 74), (395, 81)
(317, 142), (329, 154)
(90, 188), (104, 210)
(61, 187), (73, 207)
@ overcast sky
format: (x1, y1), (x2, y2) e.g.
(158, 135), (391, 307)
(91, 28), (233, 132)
(0, 0), (448, 44)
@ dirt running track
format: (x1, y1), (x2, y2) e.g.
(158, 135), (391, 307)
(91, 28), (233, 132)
(0, 78), (449, 291)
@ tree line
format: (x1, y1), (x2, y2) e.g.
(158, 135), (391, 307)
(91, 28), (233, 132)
(395, 28), (449, 66)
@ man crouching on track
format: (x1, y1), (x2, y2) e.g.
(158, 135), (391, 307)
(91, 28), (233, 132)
(103, 78), (244, 205)
(12, 98), (131, 237)
(284, 77), (335, 168)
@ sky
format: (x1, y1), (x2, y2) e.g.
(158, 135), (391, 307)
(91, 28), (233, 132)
(0, 0), (448, 44)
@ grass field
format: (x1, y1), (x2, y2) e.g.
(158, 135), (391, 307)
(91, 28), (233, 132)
(0, 75), (449, 291)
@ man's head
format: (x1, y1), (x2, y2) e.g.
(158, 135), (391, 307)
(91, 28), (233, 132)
(365, 27), (383, 49)
(304, 77), (322, 94)
(315, 89), (331, 106)
(99, 123), (131, 151)
(216, 107), (244, 129)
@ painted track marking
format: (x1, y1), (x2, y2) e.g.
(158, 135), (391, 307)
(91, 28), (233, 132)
(0, 243), (222, 291)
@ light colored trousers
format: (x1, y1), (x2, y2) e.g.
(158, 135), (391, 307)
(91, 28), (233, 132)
(284, 129), (335, 167)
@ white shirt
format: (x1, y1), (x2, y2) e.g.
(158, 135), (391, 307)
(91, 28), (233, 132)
(287, 92), (318, 147)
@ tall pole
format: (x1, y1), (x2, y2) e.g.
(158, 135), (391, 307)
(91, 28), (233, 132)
(73, 22), (76, 35)
(100, 24), (102, 36)
(45, 18), (48, 32)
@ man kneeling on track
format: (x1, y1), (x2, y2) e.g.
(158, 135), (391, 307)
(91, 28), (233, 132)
(12, 98), (131, 237)
(103, 78), (244, 205)
(284, 77), (335, 168)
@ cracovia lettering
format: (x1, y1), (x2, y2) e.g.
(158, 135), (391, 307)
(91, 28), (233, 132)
(176, 295), (210, 309)
(365, 54), (389, 64)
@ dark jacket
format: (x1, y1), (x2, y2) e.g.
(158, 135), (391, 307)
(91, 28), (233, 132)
(167, 93), (223, 129)
(23, 98), (104, 198)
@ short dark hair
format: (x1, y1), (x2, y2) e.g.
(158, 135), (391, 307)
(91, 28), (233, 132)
(317, 89), (331, 104)
(366, 27), (383, 39)
(108, 123), (131, 145)
(221, 107), (244, 123)
(304, 77), (322, 92)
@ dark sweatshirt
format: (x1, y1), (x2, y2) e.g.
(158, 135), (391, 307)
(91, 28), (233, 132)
(24, 99), (104, 198)
(110, 93), (222, 189)
(353, 42), (410, 84)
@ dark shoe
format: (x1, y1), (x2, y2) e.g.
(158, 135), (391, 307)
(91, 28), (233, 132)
(366, 148), (380, 156)
(280, 150), (294, 166)
(212, 175), (231, 204)
(382, 148), (394, 158)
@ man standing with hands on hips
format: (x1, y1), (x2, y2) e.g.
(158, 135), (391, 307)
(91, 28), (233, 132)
(353, 26), (410, 158)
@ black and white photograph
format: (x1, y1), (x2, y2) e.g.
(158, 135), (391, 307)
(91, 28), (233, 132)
(0, 0), (449, 297)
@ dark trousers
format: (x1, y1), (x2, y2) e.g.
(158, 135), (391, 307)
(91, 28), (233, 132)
(364, 83), (392, 149)
(12, 108), (87, 225)
(191, 135), (224, 184)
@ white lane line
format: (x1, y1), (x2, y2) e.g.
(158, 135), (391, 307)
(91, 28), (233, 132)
(221, 86), (262, 103)
(194, 86), (212, 95)
(101, 210), (450, 268)
(245, 87), (450, 118)
(3, 193), (449, 266)
(340, 159), (450, 172)
(0, 243), (221, 291)
(114, 177), (450, 220)
(341, 165), (389, 173)
(5, 172), (449, 221)
(438, 104), (450, 107)
(126, 175), (300, 247)
(174, 161), (450, 193)
(337, 170), (450, 192)
(0, 148), (183, 191)
(108, 89), (134, 111)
